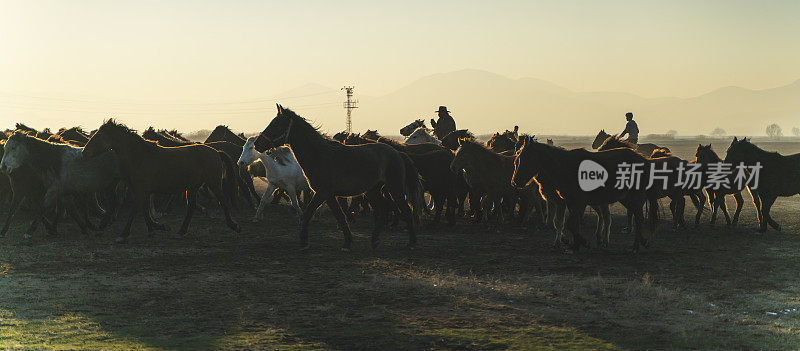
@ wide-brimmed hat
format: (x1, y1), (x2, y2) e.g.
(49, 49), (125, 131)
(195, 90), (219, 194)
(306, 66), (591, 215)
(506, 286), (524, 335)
(436, 106), (450, 114)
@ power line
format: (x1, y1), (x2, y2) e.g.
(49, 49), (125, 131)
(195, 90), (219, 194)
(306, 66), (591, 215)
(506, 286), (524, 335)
(0, 100), (341, 115)
(0, 89), (339, 107)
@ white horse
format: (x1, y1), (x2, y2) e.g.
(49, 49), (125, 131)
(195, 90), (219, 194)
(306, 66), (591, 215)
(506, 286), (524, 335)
(238, 137), (310, 223)
(404, 127), (440, 145)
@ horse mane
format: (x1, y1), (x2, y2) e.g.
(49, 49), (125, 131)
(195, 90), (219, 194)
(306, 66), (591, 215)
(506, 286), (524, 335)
(280, 107), (338, 144)
(650, 148), (672, 158)
(598, 135), (635, 150)
(734, 138), (782, 159)
(15, 123), (36, 133)
(102, 119), (160, 152)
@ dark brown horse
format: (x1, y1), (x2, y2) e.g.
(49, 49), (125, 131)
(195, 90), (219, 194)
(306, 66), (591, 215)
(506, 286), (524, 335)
(82, 120), (240, 242)
(451, 139), (543, 228)
(205, 125), (247, 146)
(695, 144), (761, 227)
(440, 129), (475, 150)
(408, 149), (468, 226)
(57, 127), (91, 146)
(513, 140), (655, 252)
(724, 137), (798, 233)
(253, 105), (424, 250)
(592, 129), (669, 157)
(599, 136), (706, 230)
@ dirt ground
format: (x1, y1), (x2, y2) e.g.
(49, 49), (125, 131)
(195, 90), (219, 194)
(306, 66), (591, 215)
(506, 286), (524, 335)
(1, 138), (799, 350)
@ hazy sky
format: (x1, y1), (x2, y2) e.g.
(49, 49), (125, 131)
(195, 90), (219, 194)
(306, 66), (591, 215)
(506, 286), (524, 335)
(2, 0), (799, 132)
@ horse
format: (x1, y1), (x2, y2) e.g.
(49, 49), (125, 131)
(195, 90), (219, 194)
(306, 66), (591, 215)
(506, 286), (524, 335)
(400, 119), (426, 137)
(487, 129), (518, 153)
(332, 131), (349, 143)
(165, 129), (189, 141)
(404, 127), (440, 145)
(440, 129), (475, 150)
(82, 119), (240, 242)
(14, 123), (39, 136)
(143, 127), (195, 147)
(599, 136), (706, 230)
(0, 141), (49, 238)
(238, 137), (311, 223)
(253, 104), (424, 250)
(362, 129), (381, 141)
(695, 143), (761, 227)
(0, 132), (122, 237)
(205, 125), (247, 147)
(724, 137), (799, 233)
(451, 138), (543, 228)
(359, 134), (445, 154)
(513, 139), (655, 252)
(592, 129), (668, 157)
(57, 127), (91, 146)
(407, 149), (468, 226)
(515, 134), (536, 152)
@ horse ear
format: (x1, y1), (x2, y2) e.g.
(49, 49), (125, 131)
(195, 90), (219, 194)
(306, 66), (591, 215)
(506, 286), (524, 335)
(732, 136), (738, 142)
(513, 126), (518, 133)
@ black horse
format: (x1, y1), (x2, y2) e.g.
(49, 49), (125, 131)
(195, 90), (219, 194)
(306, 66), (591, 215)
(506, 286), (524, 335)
(254, 104), (424, 250)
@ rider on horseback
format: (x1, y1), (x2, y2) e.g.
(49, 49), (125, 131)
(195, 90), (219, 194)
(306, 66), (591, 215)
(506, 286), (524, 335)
(619, 112), (639, 144)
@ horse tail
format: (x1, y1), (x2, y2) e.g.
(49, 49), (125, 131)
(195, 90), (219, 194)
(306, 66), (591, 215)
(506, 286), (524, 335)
(217, 151), (238, 209)
(399, 152), (424, 230)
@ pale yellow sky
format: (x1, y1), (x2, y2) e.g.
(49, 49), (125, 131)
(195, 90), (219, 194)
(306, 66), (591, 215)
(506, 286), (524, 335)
(2, 0), (799, 133)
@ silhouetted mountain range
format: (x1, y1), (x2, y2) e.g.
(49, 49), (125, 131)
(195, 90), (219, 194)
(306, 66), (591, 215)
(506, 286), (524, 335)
(274, 69), (800, 136)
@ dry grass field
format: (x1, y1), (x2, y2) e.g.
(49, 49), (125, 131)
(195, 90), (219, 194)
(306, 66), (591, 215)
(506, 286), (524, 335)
(1, 137), (799, 350)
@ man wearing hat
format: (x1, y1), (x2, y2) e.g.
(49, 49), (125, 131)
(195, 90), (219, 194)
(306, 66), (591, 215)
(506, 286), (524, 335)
(431, 106), (456, 141)
(619, 112), (639, 144)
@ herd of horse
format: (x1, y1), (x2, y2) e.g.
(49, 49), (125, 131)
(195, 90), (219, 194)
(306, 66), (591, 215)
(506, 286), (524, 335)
(1, 105), (799, 253)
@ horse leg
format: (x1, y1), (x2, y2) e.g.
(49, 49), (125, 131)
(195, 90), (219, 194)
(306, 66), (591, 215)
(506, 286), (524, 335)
(593, 206), (604, 247)
(286, 185), (303, 224)
(553, 199), (567, 246)
(693, 191), (705, 228)
(669, 199), (677, 230)
(709, 193), (721, 225)
(565, 203), (587, 252)
(253, 182), (276, 223)
(761, 194), (781, 231)
(757, 194), (777, 233)
(731, 192), (744, 226)
(298, 192), (325, 249)
(445, 192), (457, 226)
(719, 195), (732, 225)
(177, 186), (199, 236)
(0, 193), (25, 237)
(324, 197), (354, 251)
(365, 188), (388, 246)
(630, 200), (647, 253)
(209, 181), (241, 233)
(429, 193), (444, 227)
(749, 188), (763, 228)
(388, 188), (417, 249)
(602, 205), (612, 247)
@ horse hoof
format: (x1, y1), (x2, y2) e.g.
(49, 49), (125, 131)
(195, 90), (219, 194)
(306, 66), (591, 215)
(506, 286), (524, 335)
(23, 233), (32, 240)
(115, 236), (128, 244)
(406, 244), (415, 250)
(340, 247), (351, 252)
(299, 244), (310, 251)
